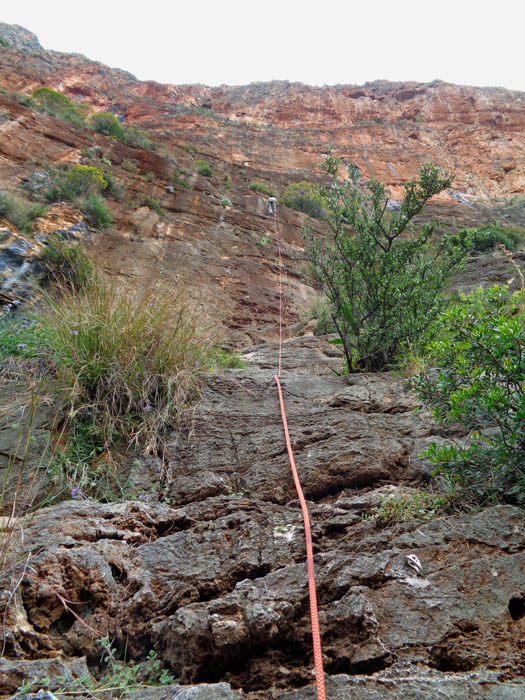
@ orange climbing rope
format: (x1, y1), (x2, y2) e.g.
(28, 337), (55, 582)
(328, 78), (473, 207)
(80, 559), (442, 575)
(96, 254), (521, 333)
(272, 209), (326, 700)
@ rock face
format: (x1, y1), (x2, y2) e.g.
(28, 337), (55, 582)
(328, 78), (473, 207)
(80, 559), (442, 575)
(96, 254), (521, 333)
(1, 341), (524, 698)
(0, 23), (43, 52)
(0, 23), (523, 700)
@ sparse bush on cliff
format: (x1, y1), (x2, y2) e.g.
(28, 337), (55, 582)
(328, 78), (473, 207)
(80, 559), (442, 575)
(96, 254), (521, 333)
(32, 87), (86, 126)
(81, 194), (112, 228)
(305, 154), (470, 372)
(196, 160), (213, 178)
(140, 195), (165, 216)
(249, 181), (275, 197)
(282, 181), (326, 219)
(410, 284), (524, 506)
(90, 112), (124, 138)
(121, 125), (156, 150)
(43, 165), (112, 228)
(0, 190), (46, 233)
(44, 164), (108, 201)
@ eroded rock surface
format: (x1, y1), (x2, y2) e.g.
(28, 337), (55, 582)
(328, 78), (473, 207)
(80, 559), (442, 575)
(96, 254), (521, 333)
(1, 340), (523, 698)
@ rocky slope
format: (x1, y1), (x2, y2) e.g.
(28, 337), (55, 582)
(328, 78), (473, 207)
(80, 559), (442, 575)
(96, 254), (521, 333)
(0, 23), (524, 700)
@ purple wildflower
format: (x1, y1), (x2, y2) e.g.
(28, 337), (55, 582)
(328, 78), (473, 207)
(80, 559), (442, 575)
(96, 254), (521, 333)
(70, 486), (84, 500)
(70, 329), (79, 335)
(17, 343), (27, 349)
(12, 299), (20, 305)
(138, 494), (150, 502)
(143, 404), (153, 412)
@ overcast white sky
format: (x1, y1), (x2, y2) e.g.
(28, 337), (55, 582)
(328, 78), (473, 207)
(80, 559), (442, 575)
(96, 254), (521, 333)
(2, 1), (524, 90)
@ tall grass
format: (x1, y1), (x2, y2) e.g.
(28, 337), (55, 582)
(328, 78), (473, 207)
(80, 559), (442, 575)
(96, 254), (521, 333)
(42, 268), (215, 454)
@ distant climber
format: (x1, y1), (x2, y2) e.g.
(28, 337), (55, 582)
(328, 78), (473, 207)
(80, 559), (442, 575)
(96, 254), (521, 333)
(268, 196), (278, 215)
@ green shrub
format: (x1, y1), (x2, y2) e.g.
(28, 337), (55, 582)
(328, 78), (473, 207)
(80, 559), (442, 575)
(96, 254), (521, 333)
(121, 125), (155, 150)
(0, 37), (12, 48)
(451, 224), (519, 252)
(101, 170), (123, 199)
(80, 194), (112, 228)
(249, 181), (275, 197)
(410, 285), (524, 506)
(141, 196), (165, 216)
(305, 156), (470, 372)
(32, 87), (86, 126)
(282, 181), (325, 219)
(81, 145), (103, 160)
(42, 266), (217, 454)
(170, 173), (192, 189)
(90, 112), (123, 138)
(0, 190), (46, 233)
(221, 197), (232, 208)
(40, 233), (95, 289)
(44, 164), (108, 202)
(196, 160), (213, 177)
(14, 93), (34, 108)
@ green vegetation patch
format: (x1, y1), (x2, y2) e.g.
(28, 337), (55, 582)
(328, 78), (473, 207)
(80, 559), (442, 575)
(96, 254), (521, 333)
(0, 190), (46, 233)
(196, 160), (213, 177)
(305, 155), (471, 372)
(249, 181), (275, 197)
(450, 223), (521, 252)
(32, 87), (87, 126)
(282, 180), (326, 219)
(410, 284), (524, 506)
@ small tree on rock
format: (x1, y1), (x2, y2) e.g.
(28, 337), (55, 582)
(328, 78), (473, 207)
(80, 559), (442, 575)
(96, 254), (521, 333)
(305, 155), (470, 372)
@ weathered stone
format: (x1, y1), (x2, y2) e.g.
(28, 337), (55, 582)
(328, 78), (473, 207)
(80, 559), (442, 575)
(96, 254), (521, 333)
(0, 656), (90, 697)
(2, 238), (33, 263)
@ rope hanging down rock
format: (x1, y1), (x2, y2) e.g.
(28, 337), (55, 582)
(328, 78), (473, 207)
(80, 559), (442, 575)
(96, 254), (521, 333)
(271, 205), (326, 700)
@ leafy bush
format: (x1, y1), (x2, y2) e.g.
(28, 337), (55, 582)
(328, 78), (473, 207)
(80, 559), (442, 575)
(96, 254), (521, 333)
(120, 125), (155, 150)
(410, 285), (524, 506)
(80, 194), (112, 228)
(221, 197), (232, 207)
(305, 156), (470, 372)
(101, 170), (123, 199)
(451, 224), (519, 252)
(42, 265), (216, 454)
(196, 160), (213, 177)
(44, 164), (108, 202)
(249, 181), (275, 197)
(90, 112), (123, 138)
(0, 190), (46, 232)
(32, 87), (86, 126)
(282, 181), (326, 219)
